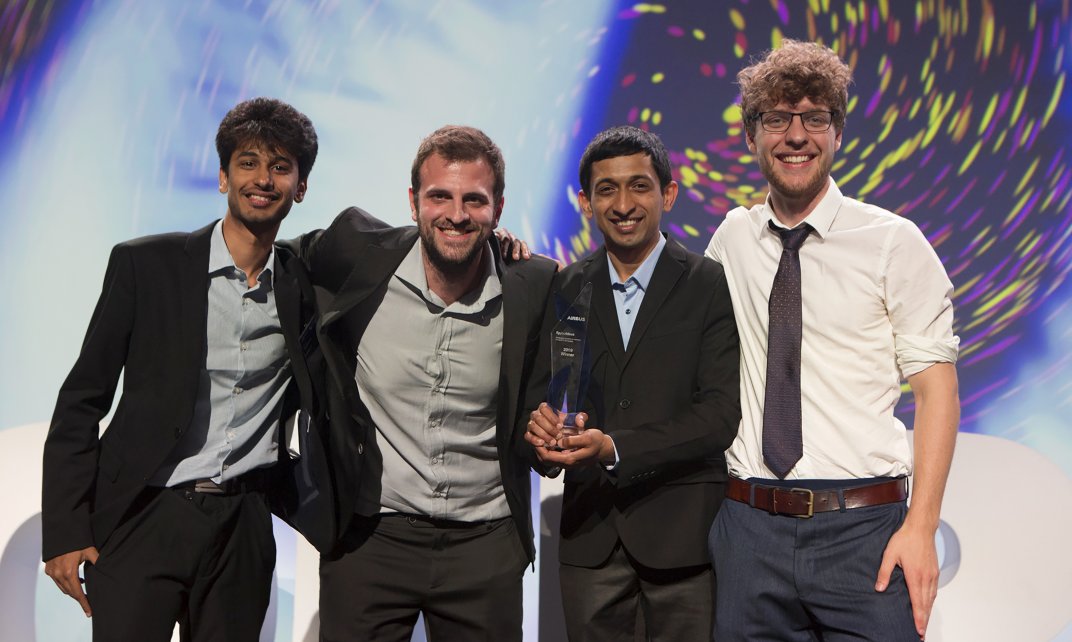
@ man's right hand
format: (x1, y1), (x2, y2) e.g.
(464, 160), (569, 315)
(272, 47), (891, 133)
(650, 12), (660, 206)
(524, 402), (567, 450)
(44, 546), (99, 617)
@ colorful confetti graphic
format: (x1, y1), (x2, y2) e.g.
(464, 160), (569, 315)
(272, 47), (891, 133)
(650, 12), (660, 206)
(551, 0), (1072, 431)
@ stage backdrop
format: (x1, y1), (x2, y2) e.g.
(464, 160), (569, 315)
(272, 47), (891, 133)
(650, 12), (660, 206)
(1, 1), (1070, 640)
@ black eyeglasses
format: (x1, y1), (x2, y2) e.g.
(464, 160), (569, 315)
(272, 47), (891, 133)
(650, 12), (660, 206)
(756, 110), (837, 133)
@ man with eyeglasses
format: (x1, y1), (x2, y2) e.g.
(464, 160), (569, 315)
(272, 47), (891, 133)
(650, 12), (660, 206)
(705, 40), (960, 640)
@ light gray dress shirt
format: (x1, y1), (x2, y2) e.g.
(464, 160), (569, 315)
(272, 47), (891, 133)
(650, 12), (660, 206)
(354, 240), (510, 522)
(152, 221), (289, 486)
(609, 232), (666, 348)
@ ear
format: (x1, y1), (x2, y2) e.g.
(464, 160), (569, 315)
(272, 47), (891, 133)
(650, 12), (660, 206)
(219, 168), (228, 193)
(661, 181), (679, 212)
(409, 187), (418, 222)
(834, 127), (843, 152)
(493, 197), (504, 227)
(578, 190), (593, 220)
(295, 179), (308, 203)
(745, 130), (757, 154)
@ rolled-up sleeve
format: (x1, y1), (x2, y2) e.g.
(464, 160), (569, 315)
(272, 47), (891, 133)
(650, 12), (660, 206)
(885, 221), (960, 377)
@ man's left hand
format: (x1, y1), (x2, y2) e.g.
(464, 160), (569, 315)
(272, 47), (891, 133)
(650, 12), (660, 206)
(536, 426), (615, 470)
(494, 228), (532, 262)
(875, 520), (938, 639)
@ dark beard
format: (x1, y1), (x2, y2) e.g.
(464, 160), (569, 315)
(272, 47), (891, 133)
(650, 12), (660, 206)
(419, 225), (486, 279)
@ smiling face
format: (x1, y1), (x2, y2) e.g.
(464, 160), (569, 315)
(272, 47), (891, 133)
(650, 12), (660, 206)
(410, 153), (502, 275)
(579, 152), (677, 269)
(748, 97), (842, 220)
(219, 144), (306, 233)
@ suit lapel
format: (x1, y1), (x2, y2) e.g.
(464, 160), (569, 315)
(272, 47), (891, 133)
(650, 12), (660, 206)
(498, 249), (528, 445)
(583, 249), (626, 367)
(317, 231), (417, 425)
(620, 236), (686, 369)
(179, 222), (214, 377)
(320, 240), (414, 329)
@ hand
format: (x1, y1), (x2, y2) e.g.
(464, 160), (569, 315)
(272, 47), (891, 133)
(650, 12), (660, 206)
(494, 227), (532, 262)
(875, 520), (938, 639)
(44, 546), (100, 617)
(550, 426), (615, 469)
(523, 402), (570, 450)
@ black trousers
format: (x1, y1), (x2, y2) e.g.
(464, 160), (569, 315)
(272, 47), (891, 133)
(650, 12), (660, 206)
(319, 513), (527, 642)
(84, 487), (275, 642)
(559, 541), (715, 642)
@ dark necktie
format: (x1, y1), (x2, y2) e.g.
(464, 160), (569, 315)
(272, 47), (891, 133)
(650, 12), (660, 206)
(763, 221), (811, 479)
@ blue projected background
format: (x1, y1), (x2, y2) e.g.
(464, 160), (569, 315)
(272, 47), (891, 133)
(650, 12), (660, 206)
(1, 1), (1069, 641)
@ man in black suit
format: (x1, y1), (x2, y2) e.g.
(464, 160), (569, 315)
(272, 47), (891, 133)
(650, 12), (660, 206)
(524, 126), (740, 640)
(42, 97), (319, 641)
(299, 125), (557, 641)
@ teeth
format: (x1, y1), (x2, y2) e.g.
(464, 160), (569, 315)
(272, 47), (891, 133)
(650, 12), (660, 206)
(781, 155), (811, 164)
(615, 219), (638, 229)
(249, 194), (272, 205)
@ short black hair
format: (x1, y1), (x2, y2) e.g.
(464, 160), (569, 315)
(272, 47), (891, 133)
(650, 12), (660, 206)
(216, 97), (318, 181)
(578, 126), (673, 194)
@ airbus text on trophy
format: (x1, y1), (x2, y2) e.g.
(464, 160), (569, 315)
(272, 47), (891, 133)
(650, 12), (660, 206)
(548, 282), (593, 441)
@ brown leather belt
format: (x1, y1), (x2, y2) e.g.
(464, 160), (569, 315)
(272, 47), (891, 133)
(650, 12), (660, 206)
(170, 468), (271, 496)
(727, 477), (907, 518)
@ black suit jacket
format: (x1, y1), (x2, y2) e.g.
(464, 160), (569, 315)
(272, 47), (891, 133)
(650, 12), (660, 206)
(296, 207), (557, 561)
(524, 237), (740, 569)
(41, 221), (316, 561)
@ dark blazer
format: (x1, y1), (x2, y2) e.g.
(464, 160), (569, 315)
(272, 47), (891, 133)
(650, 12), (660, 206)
(294, 207), (557, 562)
(525, 236), (740, 570)
(41, 221), (317, 561)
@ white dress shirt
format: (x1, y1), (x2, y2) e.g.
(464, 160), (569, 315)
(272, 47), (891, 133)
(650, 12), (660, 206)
(705, 179), (959, 480)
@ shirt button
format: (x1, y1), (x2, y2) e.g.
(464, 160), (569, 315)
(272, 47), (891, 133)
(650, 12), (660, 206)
(430, 419), (440, 429)
(240, 342), (249, 351)
(222, 463), (230, 470)
(357, 443), (365, 455)
(227, 430), (235, 440)
(625, 309), (632, 315)
(233, 387), (242, 395)
(618, 398), (632, 409)
(431, 457), (439, 465)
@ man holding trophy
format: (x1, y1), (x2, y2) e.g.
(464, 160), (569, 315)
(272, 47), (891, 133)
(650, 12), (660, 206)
(523, 126), (740, 640)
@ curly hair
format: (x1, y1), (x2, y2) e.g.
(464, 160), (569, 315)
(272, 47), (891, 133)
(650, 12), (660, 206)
(216, 97), (318, 181)
(737, 39), (853, 137)
(411, 125), (506, 204)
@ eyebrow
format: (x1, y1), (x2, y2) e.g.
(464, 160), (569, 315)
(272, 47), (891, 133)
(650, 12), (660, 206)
(235, 150), (293, 164)
(595, 174), (655, 185)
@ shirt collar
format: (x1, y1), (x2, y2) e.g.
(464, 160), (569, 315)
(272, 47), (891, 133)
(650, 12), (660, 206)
(607, 232), (667, 289)
(759, 178), (842, 239)
(209, 219), (275, 287)
(396, 237), (502, 312)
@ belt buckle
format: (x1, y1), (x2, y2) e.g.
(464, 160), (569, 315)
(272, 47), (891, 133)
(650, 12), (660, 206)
(193, 479), (226, 495)
(780, 487), (814, 518)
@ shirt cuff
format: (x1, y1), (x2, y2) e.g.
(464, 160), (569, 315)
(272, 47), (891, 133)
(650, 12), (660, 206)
(896, 334), (960, 377)
(602, 437), (620, 472)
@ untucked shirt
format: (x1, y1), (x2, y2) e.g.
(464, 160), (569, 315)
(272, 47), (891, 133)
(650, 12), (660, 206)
(353, 240), (509, 521)
(153, 220), (288, 486)
(705, 179), (959, 480)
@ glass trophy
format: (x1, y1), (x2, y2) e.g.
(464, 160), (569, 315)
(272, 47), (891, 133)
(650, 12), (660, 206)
(548, 282), (593, 443)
